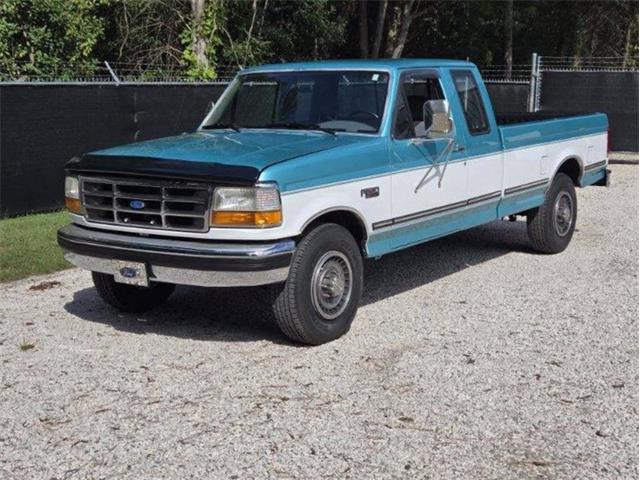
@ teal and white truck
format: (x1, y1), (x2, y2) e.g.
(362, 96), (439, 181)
(58, 59), (610, 344)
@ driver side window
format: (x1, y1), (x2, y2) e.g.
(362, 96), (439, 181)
(393, 75), (445, 139)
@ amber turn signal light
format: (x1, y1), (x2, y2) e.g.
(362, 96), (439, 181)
(65, 197), (82, 214)
(211, 210), (282, 227)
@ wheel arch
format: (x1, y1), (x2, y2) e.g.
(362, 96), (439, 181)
(552, 155), (584, 186)
(300, 207), (369, 254)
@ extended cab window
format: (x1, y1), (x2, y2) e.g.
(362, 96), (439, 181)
(394, 75), (445, 139)
(205, 71), (390, 134)
(451, 70), (490, 135)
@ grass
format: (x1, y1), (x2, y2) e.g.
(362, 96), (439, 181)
(0, 210), (71, 283)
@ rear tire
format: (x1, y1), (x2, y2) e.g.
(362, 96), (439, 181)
(273, 223), (363, 345)
(527, 173), (577, 254)
(92, 272), (175, 313)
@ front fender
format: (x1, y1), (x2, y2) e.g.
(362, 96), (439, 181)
(260, 136), (393, 238)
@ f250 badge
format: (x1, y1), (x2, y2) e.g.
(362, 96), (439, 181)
(129, 200), (145, 209)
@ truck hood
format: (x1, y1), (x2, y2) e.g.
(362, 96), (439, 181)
(67, 131), (368, 184)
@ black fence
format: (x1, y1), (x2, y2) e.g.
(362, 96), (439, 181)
(485, 81), (530, 113)
(0, 84), (226, 217)
(539, 71), (638, 152)
(0, 72), (637, 217)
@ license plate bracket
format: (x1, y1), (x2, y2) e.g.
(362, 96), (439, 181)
(113, 260), (149, 287)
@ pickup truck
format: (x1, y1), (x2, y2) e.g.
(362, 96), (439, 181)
(58, 59), (610, 345)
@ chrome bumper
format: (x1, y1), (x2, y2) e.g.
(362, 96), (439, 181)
(58, 224), (294, 288)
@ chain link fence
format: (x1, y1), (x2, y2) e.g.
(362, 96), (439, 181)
(2, 55), (637, 83)
(538, 56), (639, 71)
(478, 55), (639, 81)
(477, 64), (531, 83)
(0, 61), (239, 83)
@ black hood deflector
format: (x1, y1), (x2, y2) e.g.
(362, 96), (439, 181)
(66, 154), (260, 185)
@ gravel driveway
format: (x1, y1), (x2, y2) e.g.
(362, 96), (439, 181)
(1, 164), (637, 479)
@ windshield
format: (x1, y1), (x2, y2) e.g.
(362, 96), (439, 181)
(202, 70), (390, 134)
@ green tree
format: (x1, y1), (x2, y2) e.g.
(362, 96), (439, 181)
(101, 0), (224, 79)
(0, 0), (636, 80)
(221, 0), (348, 67)
(181, 0), (224, 78)
(0, 0), (105, 79)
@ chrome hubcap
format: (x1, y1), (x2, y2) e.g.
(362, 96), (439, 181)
(310, 251), (353, 320)
(554, 191), (573, 237)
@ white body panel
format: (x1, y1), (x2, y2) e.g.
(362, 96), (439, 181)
(468, 152), (503, 199)
(503, 132), (606, 191)
(390, 160), (468, 218)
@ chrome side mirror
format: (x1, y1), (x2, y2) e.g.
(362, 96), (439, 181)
(424, 99), (452, 137)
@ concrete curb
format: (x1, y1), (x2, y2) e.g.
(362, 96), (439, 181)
(609, 151), (638, 165)
(609, 159), (639, 165)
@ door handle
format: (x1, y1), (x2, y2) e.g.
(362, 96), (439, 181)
(453, 144), (466, 152)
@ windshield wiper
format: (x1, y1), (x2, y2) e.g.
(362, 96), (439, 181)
(265, 122), (343, 135)
(202, 123), (241, 132)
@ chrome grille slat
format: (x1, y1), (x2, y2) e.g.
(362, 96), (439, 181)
(115, 207), (162, 214)
(114, 192), (163, 201)
(162, 195), (208, 203)
(84, 204), (114, 211)
(81, 190), (114, 197)
(160, 211), (205, 218)
(80, 176), (212, 232)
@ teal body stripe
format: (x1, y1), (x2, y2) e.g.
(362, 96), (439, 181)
(497, 186), (547, 218)
(366, 183), (552, 257)
(580, 167), (607, 187)
(366, 200), (499, 257)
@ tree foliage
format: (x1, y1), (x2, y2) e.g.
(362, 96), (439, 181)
(180, 0), (224, 78)
(221, 0), (347, 66)
(0, 0), (105, 78)
(0, 0), (637, 80)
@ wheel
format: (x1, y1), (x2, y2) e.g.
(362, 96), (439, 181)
(527, 173), (577, 254)
(92, 272), (175, 313)
(273, 223), (363, 345)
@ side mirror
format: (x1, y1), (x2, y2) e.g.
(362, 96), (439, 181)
(209, 100), (216, 110)
(423, 99), (452, 137)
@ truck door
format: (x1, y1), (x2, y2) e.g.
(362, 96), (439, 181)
(448, 69), (503, 210)
(387, 70), (468, 232)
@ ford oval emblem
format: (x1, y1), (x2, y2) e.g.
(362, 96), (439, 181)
(119, 267), (137, 278)
(129, 200), (145, 210)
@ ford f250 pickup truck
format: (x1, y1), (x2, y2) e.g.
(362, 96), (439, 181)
(58, 59), (610, 344)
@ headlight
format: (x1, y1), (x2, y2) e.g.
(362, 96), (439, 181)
(211, 184), (282, 227)
(64, 176), (81, 214)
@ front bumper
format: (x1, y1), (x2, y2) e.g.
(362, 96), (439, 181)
(57, 224), (294, 287)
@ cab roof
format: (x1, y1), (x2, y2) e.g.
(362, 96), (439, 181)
(242, 58), (475, 74)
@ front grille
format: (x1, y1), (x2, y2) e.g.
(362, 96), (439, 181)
(80, 176), (212, 232)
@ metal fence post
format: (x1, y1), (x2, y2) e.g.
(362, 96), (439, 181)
(534, 54), (542, 111)
(528, 52), (539, 112)
(104, 61), (121, 85)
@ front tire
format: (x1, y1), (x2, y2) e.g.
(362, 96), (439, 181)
(527, 173), (577, 254)
(92, 272), (175, 313)
(273, 223), (363, 345)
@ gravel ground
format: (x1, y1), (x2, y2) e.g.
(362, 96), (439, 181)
(1, 163), (637, 480)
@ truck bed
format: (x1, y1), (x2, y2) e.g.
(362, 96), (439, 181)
(498, 112), (608, 151)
